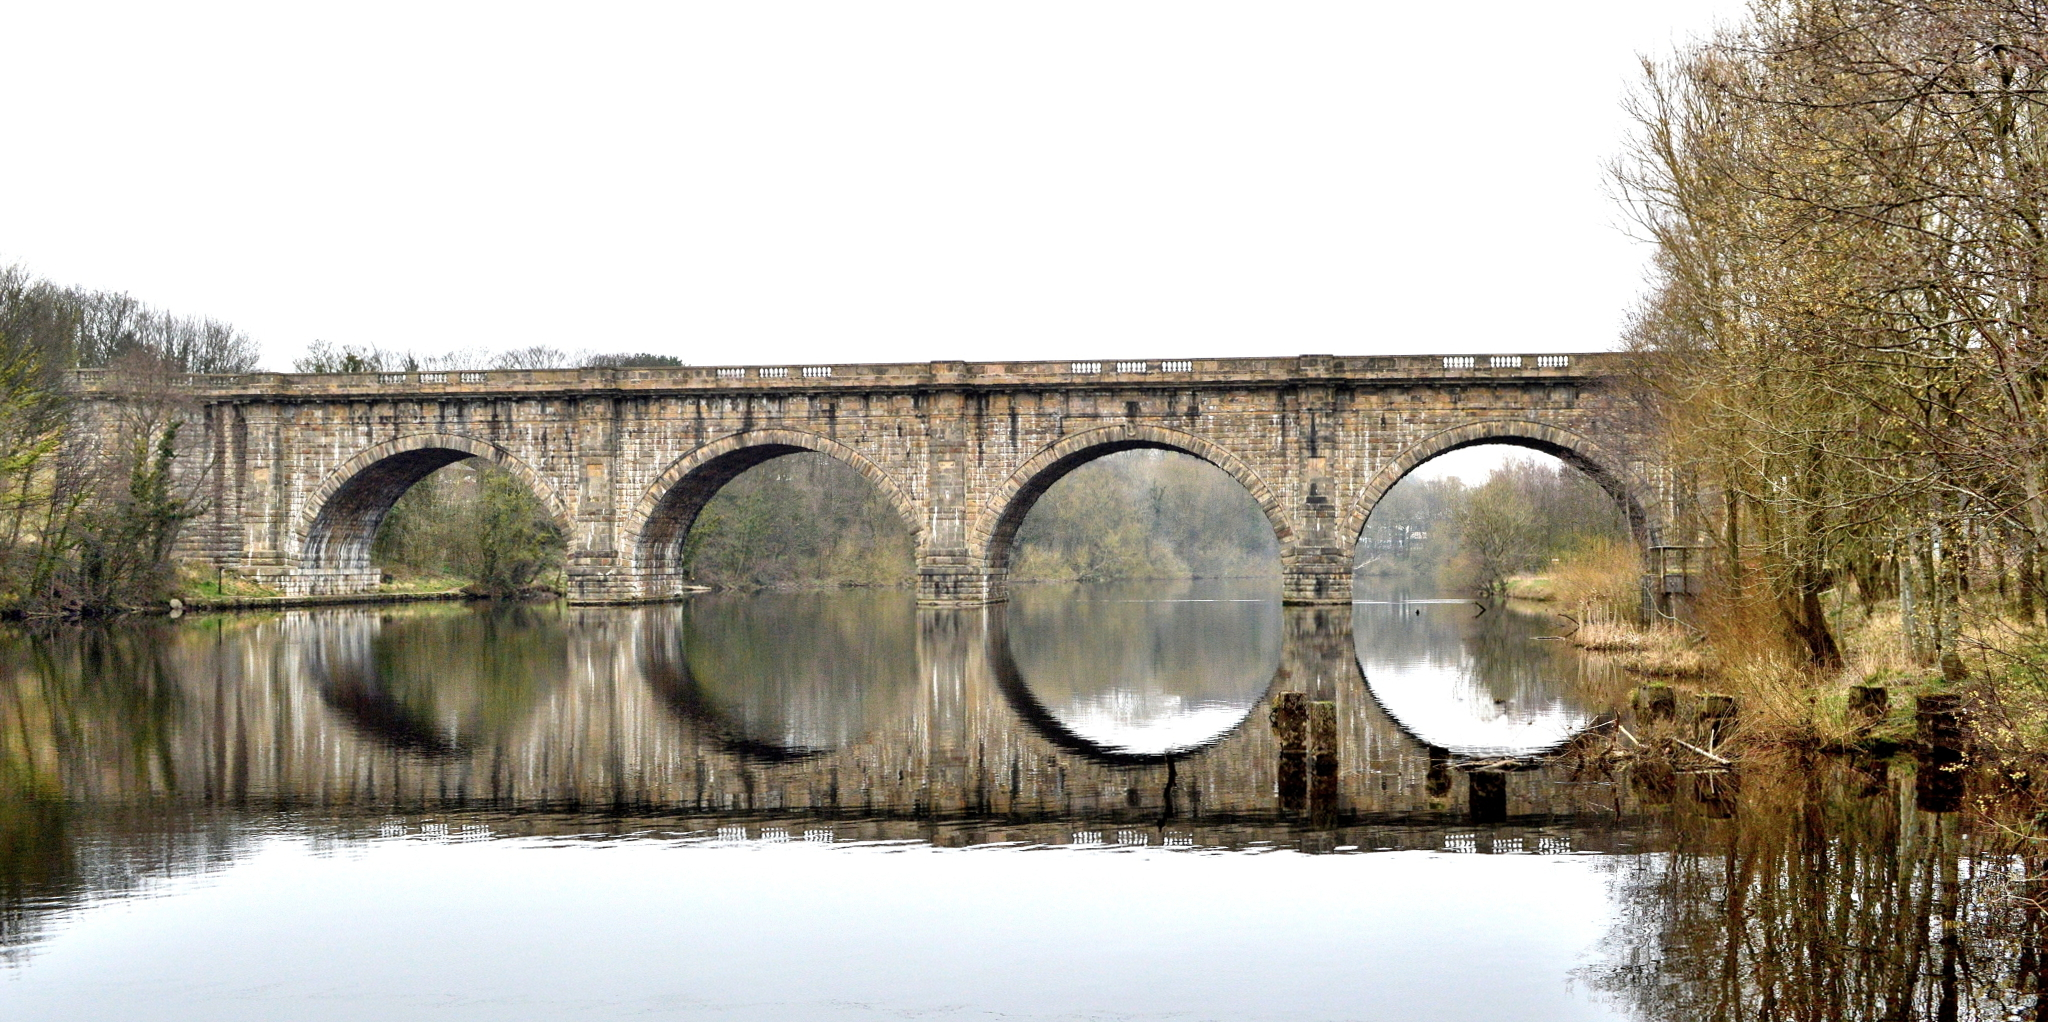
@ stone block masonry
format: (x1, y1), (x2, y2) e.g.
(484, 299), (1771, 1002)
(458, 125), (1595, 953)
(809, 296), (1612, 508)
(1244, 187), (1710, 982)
(74, 352), (1665, 605)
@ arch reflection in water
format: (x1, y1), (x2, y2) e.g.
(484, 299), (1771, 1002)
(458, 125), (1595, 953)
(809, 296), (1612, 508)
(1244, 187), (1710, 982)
(299, 603), (568, 756)
(1351, 586), (1601, 757)
(637, 591), (920, 760)
(1001, 580), (1281, 759)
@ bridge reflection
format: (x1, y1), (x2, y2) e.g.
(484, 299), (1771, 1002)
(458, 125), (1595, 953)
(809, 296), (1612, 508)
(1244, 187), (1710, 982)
(302, 605), (567, 757)
(638, 592), (921, 762)
(0, 594), (1635, 828)
(993, 582), (1280, 763)
(1351, 596), (1601, 758)
(0, 593), (1658, 963)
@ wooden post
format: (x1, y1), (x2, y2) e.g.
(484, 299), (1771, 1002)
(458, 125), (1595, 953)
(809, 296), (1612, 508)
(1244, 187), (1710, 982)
(1848, 685), (1888, 726)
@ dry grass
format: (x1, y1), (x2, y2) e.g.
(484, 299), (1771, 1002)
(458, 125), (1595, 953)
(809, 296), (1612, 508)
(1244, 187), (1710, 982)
(1547, 538), (1645, 624)
(1573, 620), (1655, 652)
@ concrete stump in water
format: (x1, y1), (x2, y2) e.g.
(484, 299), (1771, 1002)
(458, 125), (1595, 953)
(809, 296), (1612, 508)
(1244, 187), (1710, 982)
(1915, 692), (1966, 813)
(1272, 693), (1310, 812)
(1271, 692), (1308, 752)
(1916, 693), (1965, 748)
(1631, 761), (1675, 805)
(1308, 701), (1337, 755)
(1686, 772), (1738, 819)
(1635, 684), (1675, 722)
(1848, 685), (1888, 726)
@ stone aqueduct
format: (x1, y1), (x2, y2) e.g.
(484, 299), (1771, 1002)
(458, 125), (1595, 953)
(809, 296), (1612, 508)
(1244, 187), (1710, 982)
(78, 351), (1663, 603)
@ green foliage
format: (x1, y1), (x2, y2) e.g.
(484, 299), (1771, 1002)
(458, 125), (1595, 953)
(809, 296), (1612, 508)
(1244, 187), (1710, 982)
(462, 470), (567, 594)
(68, 423), (200, 611)
(681, 453), (915, 588)
(372, 461), (566, 596)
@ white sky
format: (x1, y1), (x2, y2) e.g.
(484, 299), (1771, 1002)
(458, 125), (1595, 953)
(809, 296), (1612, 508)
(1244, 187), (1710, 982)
(2, 1), (1747, 377)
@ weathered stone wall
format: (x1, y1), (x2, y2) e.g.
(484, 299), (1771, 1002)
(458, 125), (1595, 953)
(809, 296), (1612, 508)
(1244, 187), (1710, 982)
(74, 352), (1661, 604)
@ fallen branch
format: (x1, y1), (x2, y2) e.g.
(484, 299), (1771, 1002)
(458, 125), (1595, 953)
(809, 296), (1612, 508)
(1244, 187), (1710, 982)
(1673, 738), (1732, 765)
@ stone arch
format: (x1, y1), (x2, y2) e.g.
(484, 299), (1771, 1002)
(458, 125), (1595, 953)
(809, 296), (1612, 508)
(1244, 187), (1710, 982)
(295, 432), (571, 580)
(1341, 419), (1650, 546)
(629, 429), (922, 583)
(971, 423), (1292, 577)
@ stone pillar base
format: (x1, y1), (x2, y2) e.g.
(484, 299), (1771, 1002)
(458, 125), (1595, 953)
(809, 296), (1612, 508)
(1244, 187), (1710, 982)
(274, 569), (382, 597)
(1281, 566), (1353, 605)
(565, 568), (697, 605)
(917, 564), (1006, 607)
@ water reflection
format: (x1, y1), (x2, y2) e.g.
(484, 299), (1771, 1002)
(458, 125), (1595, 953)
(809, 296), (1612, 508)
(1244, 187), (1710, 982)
(303, 604), (566, 756)
(3, 586), (2037, 1021)
(638, 591), (920, 760)
(1586, 754), (2042, 1022)
(1000, 580), (1280, 759)
(1353, 585), (1601, 757)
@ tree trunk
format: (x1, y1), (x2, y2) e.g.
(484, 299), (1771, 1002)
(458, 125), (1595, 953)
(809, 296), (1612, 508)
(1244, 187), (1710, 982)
(1783, 582), (1843, 671)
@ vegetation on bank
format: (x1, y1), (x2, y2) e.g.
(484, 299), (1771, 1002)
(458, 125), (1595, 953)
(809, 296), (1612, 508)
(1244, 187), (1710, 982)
(0, 266), (259, 617)
(1582, 0), (2048, 762)
(372, 461), (566, 597)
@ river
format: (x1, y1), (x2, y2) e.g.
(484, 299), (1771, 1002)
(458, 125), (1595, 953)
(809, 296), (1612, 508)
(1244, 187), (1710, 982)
(0, 580), (2033, 1020)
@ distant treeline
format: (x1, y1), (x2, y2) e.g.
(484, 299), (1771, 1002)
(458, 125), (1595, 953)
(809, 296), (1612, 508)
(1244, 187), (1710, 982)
(1358, 458), (1630, 596)
(1009, 450), (1278, 582)
(295, 342), (684, 373)
(372, 445), (1634, 595)
(371, 448), (1283, 591)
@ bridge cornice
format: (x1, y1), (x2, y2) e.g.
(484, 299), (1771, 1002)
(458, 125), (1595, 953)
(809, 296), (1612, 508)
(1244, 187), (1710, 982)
(70, 351), (1630, 402)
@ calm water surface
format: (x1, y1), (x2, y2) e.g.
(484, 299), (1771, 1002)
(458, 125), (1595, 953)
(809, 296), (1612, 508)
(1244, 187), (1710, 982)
(0, 581), (2032, 1021)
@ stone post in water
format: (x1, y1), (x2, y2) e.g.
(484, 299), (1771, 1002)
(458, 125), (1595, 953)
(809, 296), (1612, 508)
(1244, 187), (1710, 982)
(1309, 700), (1339, 825)
(1272, 692), (1308, 814)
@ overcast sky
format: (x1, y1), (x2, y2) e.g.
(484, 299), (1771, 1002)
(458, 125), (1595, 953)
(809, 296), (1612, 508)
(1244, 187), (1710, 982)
(4, 0), (1745, 378)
